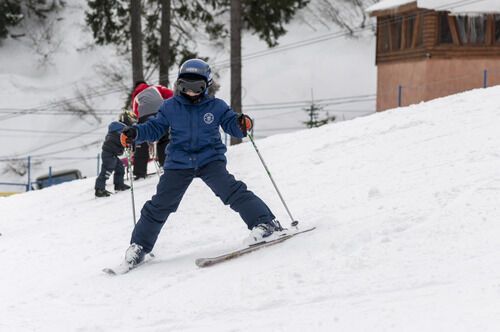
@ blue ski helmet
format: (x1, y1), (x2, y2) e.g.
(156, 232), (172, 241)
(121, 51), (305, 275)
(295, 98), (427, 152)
(177, 59), (213, 94)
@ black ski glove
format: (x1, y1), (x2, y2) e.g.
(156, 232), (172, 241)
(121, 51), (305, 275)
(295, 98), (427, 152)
(120, 126), (138, 147)
(238, 114), (253, 136)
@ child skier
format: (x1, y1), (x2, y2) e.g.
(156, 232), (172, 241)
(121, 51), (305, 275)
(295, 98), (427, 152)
(119, 58), (283, 268)
(94, 113), (135, 197)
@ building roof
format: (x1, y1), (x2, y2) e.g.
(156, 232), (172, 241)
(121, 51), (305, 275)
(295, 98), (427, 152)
(366, 0), (500, 14)
(366, 0), (414, 13)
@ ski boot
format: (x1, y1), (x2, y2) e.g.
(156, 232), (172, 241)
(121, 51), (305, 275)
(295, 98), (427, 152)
(95, 188), (112, 197)
(125, 243), (146, 268)
(114, 183), (131, 191)
(246, 219), (285, 245)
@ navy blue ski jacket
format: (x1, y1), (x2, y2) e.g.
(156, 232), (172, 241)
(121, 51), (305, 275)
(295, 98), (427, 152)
(102, 121), (127, 156)
(134, 94), (245, 169)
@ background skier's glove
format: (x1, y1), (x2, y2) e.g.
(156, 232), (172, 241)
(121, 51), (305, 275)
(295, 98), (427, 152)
(238, 114), (253, 136)
(120, 126), (137, 147)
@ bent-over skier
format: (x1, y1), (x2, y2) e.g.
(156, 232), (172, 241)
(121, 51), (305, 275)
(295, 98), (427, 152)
(95, 115), (134, 197)
(119, 58), (283, 268)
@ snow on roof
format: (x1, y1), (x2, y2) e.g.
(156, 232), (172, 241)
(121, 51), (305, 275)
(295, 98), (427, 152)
(367, 0), (500, 14)
(366, 0), (415, 13)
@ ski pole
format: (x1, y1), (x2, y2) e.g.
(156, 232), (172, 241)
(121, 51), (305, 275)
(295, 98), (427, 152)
(125, 147), (137, 226)
(247, 133), (299, 228)
(152, 142), (162, 179)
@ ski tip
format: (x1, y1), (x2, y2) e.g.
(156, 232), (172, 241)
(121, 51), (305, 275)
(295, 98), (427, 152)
(195, 258), (211, 268)
(102, 268), (117, 276)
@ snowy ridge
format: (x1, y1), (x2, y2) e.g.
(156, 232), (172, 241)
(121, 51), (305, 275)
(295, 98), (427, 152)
(2, 87), (500, 331)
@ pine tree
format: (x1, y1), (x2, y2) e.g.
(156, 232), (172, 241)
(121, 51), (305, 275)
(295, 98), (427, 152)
(158, 0), (170, 86)
(85, 0), (311, 122)
(130, 0), (144, 84)
(230, 0), (242, 146)
(0, 1), (22, 40)
(0, 0), (65, 41)
(227, 0), (309, 145)
(239, 0), (310, 47)
(303, 103), (335, 128)
(86, 0), (223, 85)
(85, 0), (129, 50)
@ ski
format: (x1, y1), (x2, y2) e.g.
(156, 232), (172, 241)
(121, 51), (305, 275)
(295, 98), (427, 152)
(195, 227), (316, 268)
(102, 253), (155, 276)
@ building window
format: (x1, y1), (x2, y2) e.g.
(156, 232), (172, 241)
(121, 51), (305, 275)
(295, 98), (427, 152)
(414, 13), (424, 47)
(405, 13), (423, 48)
(455, 15), (487, 44)
(495, 15), (500, 43)
(438, 12), (453, 44)
(378, 13), (423, 53)
(390, 16), (403, 50)
(378, 17), (392, 52)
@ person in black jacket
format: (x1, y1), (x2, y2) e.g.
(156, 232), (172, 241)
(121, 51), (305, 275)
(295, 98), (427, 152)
(94, 117), (134, 197)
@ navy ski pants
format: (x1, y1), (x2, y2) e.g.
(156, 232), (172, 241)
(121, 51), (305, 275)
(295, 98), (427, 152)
(131, 160), (275, 252)
(95, 151), (125, 190)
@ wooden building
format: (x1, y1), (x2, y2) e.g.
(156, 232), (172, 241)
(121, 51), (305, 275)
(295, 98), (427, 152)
(366, 0), (500, 111)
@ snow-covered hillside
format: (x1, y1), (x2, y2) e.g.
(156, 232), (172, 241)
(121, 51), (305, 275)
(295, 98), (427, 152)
(1, 86), (500, 331)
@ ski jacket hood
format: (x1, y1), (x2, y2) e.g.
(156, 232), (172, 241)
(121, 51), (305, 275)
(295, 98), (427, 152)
(134, 95), (245, 169)
(108, 121), (127, 133)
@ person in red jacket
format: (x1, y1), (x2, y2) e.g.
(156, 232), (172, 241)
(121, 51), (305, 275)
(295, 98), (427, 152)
(130, 81), (174, 179)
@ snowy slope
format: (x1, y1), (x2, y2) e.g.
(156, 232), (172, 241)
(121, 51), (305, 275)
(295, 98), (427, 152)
(2, 86), (500, 331)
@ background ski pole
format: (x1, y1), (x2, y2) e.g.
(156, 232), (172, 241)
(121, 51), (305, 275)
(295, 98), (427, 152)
(151, 142), (162, 179)
(247, 133), (299, 228)
(125, 147), (137, 226)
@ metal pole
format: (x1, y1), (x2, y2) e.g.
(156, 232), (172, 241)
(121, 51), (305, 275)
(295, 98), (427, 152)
(27, 156), (31, 191)
(483, 69), (488, 88)
(48, 166), (52, 187)
(152, 142), (161, 178)
(97, 153), (101, 176)
(398, 85), (402, 107)
(247, 133), (298, 228)
(125, 148), (137, 226)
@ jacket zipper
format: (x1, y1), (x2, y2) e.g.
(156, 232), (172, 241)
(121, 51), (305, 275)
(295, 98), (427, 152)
(189, 106), (196, 168)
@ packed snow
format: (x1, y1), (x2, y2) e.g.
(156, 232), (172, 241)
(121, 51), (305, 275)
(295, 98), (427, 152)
(2, 86), (500, 331)
(367, 0), (500, 14)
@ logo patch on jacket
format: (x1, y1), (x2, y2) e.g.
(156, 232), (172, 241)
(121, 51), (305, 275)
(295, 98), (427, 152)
(203, 113), (214, 124)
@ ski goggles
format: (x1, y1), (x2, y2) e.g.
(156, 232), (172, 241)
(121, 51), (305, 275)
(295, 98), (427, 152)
(177, 78), (207, 95)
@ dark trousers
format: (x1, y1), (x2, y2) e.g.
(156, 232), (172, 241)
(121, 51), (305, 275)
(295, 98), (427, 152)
(133, 114), (152, 179)
(95, 151), (125, 190)
(134, 114), (169, 178)
(131, 160), (275, 252)
(156, 135), (169, 166)
(133, 136), (168, 177)
(133, 142), (150, 178)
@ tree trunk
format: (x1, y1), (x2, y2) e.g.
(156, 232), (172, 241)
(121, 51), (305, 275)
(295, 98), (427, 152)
(130, 0), (144, 85)
(230, 0), (242, 145)
(159, 0), (171, 87)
